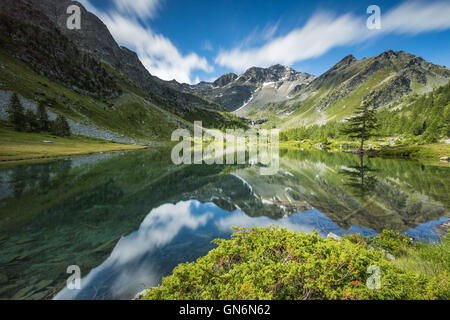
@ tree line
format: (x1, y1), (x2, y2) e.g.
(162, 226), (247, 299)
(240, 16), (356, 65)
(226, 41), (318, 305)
(7, 93), (71, 137)
(280, 82), (450, 148)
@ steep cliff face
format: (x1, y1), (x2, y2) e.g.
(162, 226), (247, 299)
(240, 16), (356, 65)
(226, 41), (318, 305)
(24, 0), (227, 111)
(213, 73), (238, 87)
(0, 0), (121, 98)
(1, 0), (224, 110)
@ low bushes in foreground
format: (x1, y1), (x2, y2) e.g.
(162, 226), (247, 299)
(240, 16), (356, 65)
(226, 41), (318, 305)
(143, 227), (449, 300)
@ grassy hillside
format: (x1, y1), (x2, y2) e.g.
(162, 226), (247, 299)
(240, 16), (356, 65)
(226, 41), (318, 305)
(237, 51), (449, 130)
(278, 82), (450, 163)
(0, 48), (248, 142)
(0, 127), (145, 162)
(0, 48), (181, 140)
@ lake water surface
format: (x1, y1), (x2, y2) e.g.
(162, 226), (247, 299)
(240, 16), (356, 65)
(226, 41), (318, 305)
(0, 148), (448, 299)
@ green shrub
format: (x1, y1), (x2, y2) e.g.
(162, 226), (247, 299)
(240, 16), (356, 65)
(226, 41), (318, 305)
(143, 227), (449, 300)
(346, 230), (417, 256)
(7, 93), (26, 131)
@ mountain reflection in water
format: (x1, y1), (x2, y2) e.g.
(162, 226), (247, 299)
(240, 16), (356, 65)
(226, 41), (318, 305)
(54, 200), (447, 300)
(0, 148), (448, 300)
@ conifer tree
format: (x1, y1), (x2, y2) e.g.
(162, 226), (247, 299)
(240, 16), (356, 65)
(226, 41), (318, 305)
(321, 137), (332, 151)
(37, 102), (50, 132)
(8, 93), (26, 131)
(52, 115), (71, 137)
(341, 99), (378, 153)
(61, 115), (71, 137)
(25, 109), (38, 132)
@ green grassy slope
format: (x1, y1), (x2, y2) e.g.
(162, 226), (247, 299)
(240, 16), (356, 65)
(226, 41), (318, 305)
(0, 127), (145, 162)
(241, 52), (449, 131)
(0, 48), (246, 142)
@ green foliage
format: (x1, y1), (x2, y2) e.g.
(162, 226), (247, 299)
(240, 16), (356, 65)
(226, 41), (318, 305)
(341, 100), (378, 150)
(346, 230), (417, 256)
(51, 115), (71, 137)
(393, 233), (450, 282)
(377, 82), (450, 139)
(376, 143), (450, 161)
(0, 127), (143, 162)
(37, 102), (50, 132)
(281, 83), (450, 145)
(6, 93), (71, 137)
(143, 227), (449, 300)
(280, 121), (345, 142)
(24, 109), (38, 132)
(7, 93), (26, 131)
(321, 137), (332, 151)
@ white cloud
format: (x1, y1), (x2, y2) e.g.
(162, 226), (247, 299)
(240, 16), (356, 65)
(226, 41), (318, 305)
(216, 13), (364, 72)
(383, 1), (450, 35)
(261, 21), (280, 41)
(54, 200), (214, 300)
(79, 0), (212, 84)
(215, 1), (450, 72)
(78, 0), (101, 16)
(113, 0), (161, 19)
(101, 13), (212, 83)
(79, 0), (450, 80)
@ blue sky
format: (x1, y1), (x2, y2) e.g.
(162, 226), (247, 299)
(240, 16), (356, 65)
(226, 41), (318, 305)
(80, 0), (450, 84)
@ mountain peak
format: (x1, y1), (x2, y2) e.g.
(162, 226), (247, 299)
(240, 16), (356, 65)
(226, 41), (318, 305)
(213, 73), (238, 87)
(268, 64), (291, 71)
(236, 64), (312, 84)
(333, 54), (357, 69)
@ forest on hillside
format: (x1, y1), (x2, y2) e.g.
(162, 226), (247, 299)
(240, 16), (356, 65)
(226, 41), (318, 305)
(280, 82), (450, 144)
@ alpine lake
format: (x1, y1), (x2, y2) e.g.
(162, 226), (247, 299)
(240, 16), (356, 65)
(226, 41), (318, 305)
(0, 147), (448, 299)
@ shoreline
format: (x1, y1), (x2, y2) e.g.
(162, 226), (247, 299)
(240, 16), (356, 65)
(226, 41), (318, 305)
(0, 127), (149, 164)
(280, 141), (450, 165)
(0, 146), (149, 166)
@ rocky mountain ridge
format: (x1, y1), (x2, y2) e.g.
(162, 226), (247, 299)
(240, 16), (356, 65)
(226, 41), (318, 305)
(170, 64), (316, 112)
(232, 50), (450, 128)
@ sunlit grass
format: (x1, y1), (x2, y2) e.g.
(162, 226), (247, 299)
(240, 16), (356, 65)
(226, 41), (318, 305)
(0, 127), (146, 162)
(393, 233), (450, 280)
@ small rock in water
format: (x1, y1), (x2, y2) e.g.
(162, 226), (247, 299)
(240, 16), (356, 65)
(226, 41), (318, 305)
(327, 232), (342, 241)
